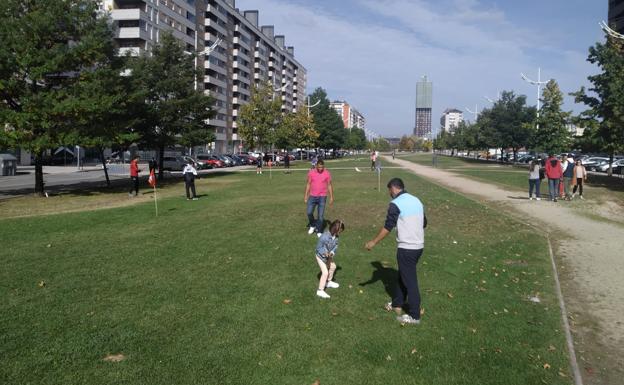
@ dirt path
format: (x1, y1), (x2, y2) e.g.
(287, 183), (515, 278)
(389, 156), (624, 385)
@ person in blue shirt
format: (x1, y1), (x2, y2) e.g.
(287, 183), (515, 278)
(366, 178), (427, 325)
(314, 220), (345, 299)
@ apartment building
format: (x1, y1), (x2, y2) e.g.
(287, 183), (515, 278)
(329, 101), (366, 130)
(104, 0), (307, 153)
(414, 76), (432, 139)
(440, 108), (463, 133)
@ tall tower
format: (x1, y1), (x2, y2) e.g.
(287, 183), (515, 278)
(414, 75), (433, 139)
(609, 0), (624, 34)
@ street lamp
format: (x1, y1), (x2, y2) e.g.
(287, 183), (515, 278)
(465, 104), (478, 122)
(600, 20), (624, 40)
(305, 96), (320, 117)
(521, 68), (551, 129)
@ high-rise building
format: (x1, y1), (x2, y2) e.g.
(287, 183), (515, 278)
(609, 0), (624, 34)
(414, 76), (432, 139)
(103, 0), (307, 153)
(440, 108), (463, 133)
(329, 101), (365, 130)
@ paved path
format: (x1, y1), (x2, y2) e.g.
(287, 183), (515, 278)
(389, 156), (624, 384)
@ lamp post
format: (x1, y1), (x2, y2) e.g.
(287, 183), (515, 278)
(465, 104), (478, 122)
(600, 20), (624, 39)
(521, 68), (550, 129)
(305, 96), (320, 117)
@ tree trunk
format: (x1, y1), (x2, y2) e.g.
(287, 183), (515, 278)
(100, 148), (111, 187)
(34, 150), (45, 196)
(608, 152), (614, 177)
(158, 145), (165, 181)
(513, 148), (518, 162)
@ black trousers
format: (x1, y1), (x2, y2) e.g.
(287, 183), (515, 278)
(572, 178), (583, 195)
(185, 175), (196, 199)
(130, 176), (139, 195)
(393, 248), (423, 319)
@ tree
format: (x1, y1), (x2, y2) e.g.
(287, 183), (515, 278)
(238, 81), (282, 152)
(128, 32), (215, 180)
(276, 107), (318, 150)
(571, 32), (624, 175)
(490, 91), (536, 160)
(346, 127), (366, 150)
(0, 0), (119, 195)
(308, 88), (346, 150)
(532, 80), (571, 155)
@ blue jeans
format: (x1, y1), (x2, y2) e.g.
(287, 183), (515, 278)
(529, 178), (540, 198)
(306, 196), (326, 232)
(548, 178), (560, 201)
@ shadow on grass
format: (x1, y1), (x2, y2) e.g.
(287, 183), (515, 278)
(359, 261), (397, 298)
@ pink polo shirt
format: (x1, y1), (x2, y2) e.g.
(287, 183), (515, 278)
(308, 169), (331, 197)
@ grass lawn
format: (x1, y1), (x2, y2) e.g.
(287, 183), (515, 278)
(1, 159), (572, 385)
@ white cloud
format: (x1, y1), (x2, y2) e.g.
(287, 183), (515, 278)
(235, 0), (598, 136)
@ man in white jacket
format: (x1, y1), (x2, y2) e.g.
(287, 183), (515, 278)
(182, 161), (198, 200)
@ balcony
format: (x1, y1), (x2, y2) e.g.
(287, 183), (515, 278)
(204, 75), (226, 88)
(111, 8), (143, 21)
(233, 49), (250, 62)
(206, 18), (227, 36)
(233, 36), (250, 50)
(116, 27), (148, 40)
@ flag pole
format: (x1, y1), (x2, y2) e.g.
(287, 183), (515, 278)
(153, 185), (158, 216)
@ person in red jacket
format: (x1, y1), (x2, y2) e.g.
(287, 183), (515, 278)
(544, 154), (563, 202)
(129, 155), (141, 197)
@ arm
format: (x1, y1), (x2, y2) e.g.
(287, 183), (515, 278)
(366, 203), (399, 250)
(328, 180), (334, 206)
(304, 179), (311, 203)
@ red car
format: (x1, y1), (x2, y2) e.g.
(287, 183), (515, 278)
(196, 154), (225, 168)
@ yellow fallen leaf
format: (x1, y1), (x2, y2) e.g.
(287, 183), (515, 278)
(548, 345), (556, 351)
(103, 354), (125, 362)
(447, 292), (454, 299)
(37, 280), (46, 288)
(420, 308), (425, 316)
(282, 299), (292, 304)
(311, 380), (320, 385)
(386, 355), (392, 361)
(358, 289), (363, 294)
(411, 348), (417, 354)
(543, 363), (551, 369)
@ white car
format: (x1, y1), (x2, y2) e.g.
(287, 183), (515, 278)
(597, 159), (624, 172)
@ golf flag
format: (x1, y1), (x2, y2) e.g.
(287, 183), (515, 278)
(148, 169), (156, 188)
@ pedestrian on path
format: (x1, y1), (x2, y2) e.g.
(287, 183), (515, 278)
(256, 154), (263, 175)
(128, 155), (141, 197)
(562, 154), (575, 200)
(304, 159), (334, 236)
(365, 178), (427, 325)
(545, 154), (563, 202)
(182, 160), (198, 200)
(314, 219), (345, 299)
(572, 160), (587, 200)
(371, 150), (377, 171)
(528, 160), (541, 200)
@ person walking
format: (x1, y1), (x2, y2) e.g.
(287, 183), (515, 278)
(284, 152), (290, 174)
(545, 154), (563, 202)
(304, 159), (334, 236)
(365, 178), (427, 325)
(572, 160), (587, 200)
(528, 160), (541, 200)
(256, 154), (263, 175)
(182, 160), (198, 200)
(128, 155), (141, 197)
(371, 150), (377, 171)
(562, 154), (575, 200)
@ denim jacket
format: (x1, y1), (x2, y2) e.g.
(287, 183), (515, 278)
(315, 231), (339, 257)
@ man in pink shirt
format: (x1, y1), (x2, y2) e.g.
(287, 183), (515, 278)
(304, 159), (334, 236)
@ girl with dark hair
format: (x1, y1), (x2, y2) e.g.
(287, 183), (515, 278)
(314, 219), (345, 299)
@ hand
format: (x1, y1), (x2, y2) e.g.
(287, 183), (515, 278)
(365, 240), (376, 250)
(329, 197), (334, 207)
(304, 197), (308, 203)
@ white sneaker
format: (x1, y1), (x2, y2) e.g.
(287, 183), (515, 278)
(317, 232), (322, 238)
(536, 197), (541, 201)
(326, 281), (340, 289)
(580, 196), (584, 200)
(529, 197), (533, 200)
(396, 314), (420, 325)
(316, 290), (330, 299)
(308, 226), (316, 235)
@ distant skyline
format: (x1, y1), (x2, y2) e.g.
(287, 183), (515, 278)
(236, 0), (607, 137)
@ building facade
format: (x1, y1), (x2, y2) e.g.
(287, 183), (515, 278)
(440, 108), (463, 133)
(104, 0), (307, 153)
(609, 0), (624, 34)
(329, 101), (365, 130)
(414, 75), (432, 139)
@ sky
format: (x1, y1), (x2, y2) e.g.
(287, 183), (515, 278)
(235, 0), (608, 138)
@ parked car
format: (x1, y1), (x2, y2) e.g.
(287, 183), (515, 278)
(582, 156), (608, 166)
(226, 154), (246, 166)
(215, 155), (234, 167)
(516, 155), (535, 164)
(196, 154), (225, 168)
(597, 159), (624, 173)
(237, 154), (256, 165)
(183, 155), (212, 170)
(586, 159), (609, 172)
(161, 156), (186, 171)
